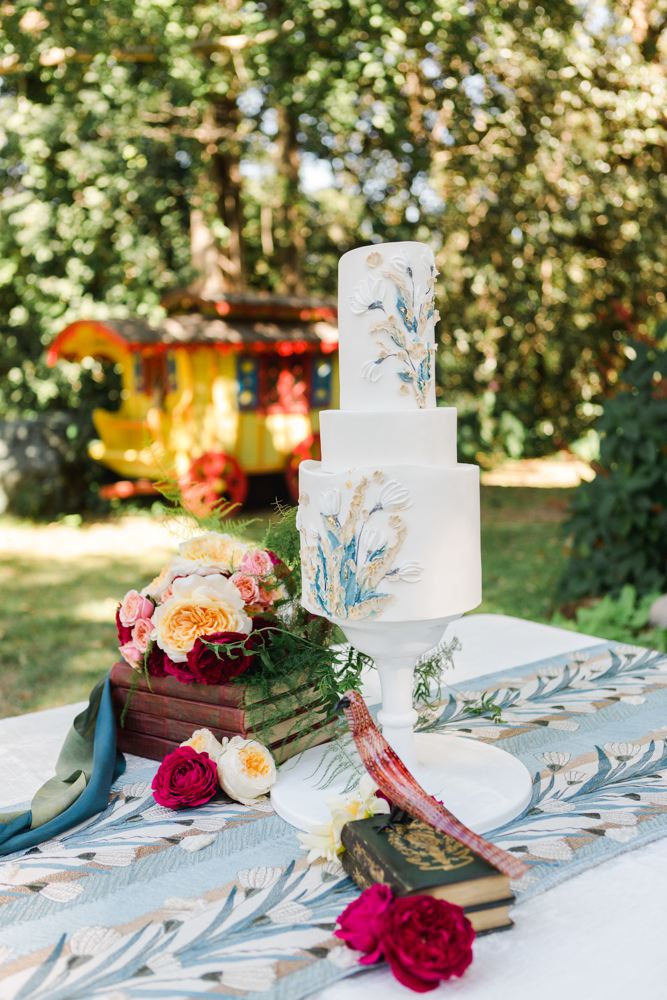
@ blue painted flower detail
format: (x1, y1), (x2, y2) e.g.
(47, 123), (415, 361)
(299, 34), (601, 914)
(299, 476), (422, 621)
(353, 248), (439, 408)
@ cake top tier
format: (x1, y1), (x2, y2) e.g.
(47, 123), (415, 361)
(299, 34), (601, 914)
(338, 240), (439, 411)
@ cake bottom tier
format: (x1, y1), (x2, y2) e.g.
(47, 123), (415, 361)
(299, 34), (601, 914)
(297, 460), (481, 623)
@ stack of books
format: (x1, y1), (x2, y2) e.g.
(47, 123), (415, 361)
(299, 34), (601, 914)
(110, 662), (334, 764)
(341, 816), (515, 935)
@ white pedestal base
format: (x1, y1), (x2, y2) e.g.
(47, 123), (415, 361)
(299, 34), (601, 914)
(271, 731), (532, 835)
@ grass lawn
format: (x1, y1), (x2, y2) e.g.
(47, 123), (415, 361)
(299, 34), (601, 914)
(0, 487), (574, 718)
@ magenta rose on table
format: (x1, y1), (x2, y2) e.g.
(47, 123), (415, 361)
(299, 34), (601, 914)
(151, 746), (218, 809)
(380, 895), (474, 992)
(335, 887), (474, 993)
(334, 884), (393, 964)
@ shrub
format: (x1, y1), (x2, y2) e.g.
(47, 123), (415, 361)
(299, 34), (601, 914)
(559, 336), (667, 601)
(552, 585), (667, 651)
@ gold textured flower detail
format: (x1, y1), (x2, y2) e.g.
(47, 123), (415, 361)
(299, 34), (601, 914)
(365, 251), (384, 268)
(178, 531), (248, 572)
(151, 573), (251, 662)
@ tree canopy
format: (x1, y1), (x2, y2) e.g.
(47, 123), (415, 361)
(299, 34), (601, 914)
(2, 0), (667, 463)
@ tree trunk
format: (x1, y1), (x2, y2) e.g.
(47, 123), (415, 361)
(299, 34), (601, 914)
(209, 94), (246, 291)
(273, 104), (305, 296)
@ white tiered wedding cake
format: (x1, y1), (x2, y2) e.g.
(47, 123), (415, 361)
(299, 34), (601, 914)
(297, 241), (482, 624)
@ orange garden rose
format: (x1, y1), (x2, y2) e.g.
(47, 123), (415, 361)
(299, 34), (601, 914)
(151, 574), (251, 662)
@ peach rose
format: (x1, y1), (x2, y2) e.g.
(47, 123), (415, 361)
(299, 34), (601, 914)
(119, 590), (153, 627)
(257, 583), (286, 607)
(119, 640), (142, 667)
(151, 574), (252, 662)
(132, 617), (154, 653)
(160, 585), (174, 604)
(178, 532), (248, 573)
(240, 549), (273, 578)
(229, 572), (260, 605)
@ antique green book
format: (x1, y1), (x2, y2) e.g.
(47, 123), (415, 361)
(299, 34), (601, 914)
(341, 816), (513, 910)
(341, 850), (514, 935)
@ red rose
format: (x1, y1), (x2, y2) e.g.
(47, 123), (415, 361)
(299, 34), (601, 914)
(334, 884), (393, 964)
(116, 606), (133, 646)
(380, 896), (474, 992)
(163, 631), (254, 685)
(151, 746), (218, 809)
(146, 642), (168, 677)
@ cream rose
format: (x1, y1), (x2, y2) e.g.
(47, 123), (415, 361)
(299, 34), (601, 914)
(151, 574), (252, 662)
(180, 728), (225, 759)
(178, 532), (248, 573)
(141, 560), (176, 601)
(217, 736), (276, 805)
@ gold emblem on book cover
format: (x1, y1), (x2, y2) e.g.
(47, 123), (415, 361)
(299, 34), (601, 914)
(388, 821), (475, 872)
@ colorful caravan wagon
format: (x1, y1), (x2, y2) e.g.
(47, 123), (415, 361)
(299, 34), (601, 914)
(47, 293), (339, 506)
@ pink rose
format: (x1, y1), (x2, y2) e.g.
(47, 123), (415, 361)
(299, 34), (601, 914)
(119, 590), (153, 627)
(151, 746), (218, 809)
(229, 572), (260, 605)
(240, 549), (273, 578)
(334, 884), (393, 964)
(119, 640), (142, 667)
(160, 585), (174, 604)
(380, 896), (474, 992)
(132, 617), (154, 653)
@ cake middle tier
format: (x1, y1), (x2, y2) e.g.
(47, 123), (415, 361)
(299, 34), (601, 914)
(319, 407), (457, 473)
(297, 459), (481, 623)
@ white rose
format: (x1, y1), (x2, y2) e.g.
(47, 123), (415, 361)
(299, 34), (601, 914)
(217, 736), (276, 806)
(180, 728), (225, 759)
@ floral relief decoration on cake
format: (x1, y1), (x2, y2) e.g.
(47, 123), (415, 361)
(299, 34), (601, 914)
(350, 247), (439, 408)
(298, 476), (423, 620)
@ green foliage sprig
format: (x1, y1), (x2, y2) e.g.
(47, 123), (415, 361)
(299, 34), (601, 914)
(461, 694), (505, 727)
(262, 503), (303, 599)
(412, 636), (461, 708)
(152, 473), (258, 541)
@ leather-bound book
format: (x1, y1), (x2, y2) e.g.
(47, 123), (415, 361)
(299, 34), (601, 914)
(110, 661), (333, 765)
(340, 816), (514, 933)
(111, 687), (328, 740)
(110, 661), (313, 711)
(116, 721), (336, 765)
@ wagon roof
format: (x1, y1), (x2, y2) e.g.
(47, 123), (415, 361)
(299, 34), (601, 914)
(47, 293), (338, 365)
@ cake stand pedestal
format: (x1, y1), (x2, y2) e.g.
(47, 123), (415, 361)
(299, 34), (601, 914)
(271, 616), (533, 834)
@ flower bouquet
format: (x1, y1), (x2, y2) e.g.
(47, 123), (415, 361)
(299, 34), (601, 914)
(112, 509), (367, 764)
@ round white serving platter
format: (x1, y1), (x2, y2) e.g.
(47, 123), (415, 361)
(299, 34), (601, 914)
(271, 731), (533, 835)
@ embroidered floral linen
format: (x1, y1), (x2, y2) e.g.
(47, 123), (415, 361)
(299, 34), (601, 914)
(2, 641), (667, 1000)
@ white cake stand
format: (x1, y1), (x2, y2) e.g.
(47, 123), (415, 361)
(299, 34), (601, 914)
(271, 616), (533, 834)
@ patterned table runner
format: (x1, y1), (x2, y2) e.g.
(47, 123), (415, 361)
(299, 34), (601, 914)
(1, 640), (667, 1000)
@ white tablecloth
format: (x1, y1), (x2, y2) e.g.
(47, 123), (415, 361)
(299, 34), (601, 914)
(1, 614), (665, 999)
